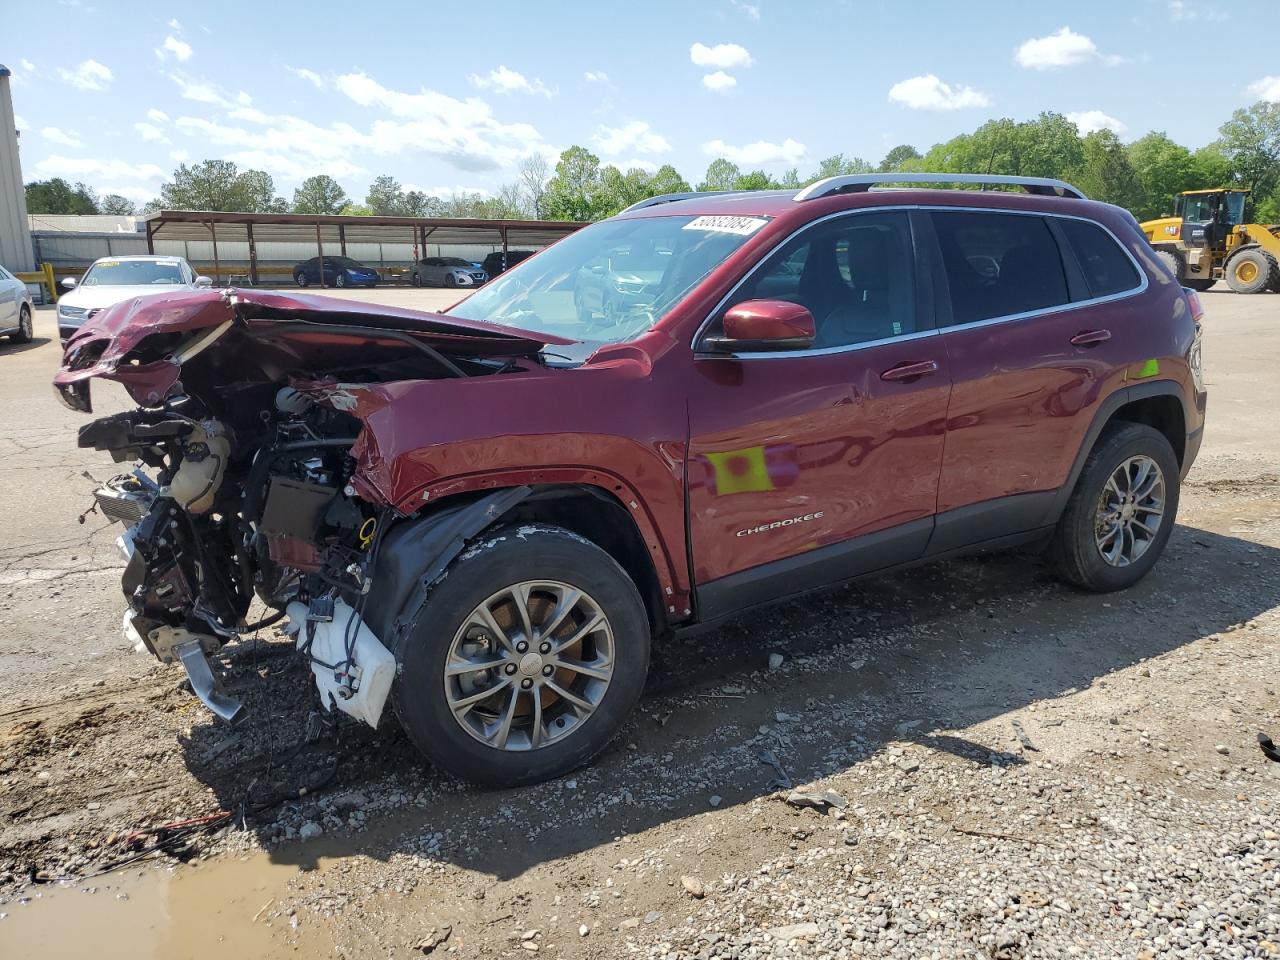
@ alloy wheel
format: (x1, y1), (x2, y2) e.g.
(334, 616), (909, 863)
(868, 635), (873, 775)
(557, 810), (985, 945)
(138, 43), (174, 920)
(1094, 455), (1165, 567)
(443, 580), (614, 751)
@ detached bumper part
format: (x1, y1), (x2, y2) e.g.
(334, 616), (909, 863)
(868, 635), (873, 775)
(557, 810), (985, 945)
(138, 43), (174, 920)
(176, 639), (247, 726)
(285, 599), (396, 729)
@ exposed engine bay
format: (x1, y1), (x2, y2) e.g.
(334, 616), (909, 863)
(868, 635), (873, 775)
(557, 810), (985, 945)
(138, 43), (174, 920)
(55, 289), (569, 728)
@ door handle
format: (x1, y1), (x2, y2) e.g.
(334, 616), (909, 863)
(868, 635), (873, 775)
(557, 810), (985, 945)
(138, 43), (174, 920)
(1070, 329), (1111, 347)
(880, 360), (940, 382)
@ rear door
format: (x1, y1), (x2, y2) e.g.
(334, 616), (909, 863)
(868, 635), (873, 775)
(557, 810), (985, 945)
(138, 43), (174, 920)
(687, 209), (953, 618)
(0, 267), (18, 330)
(928, 208), (1145, 550)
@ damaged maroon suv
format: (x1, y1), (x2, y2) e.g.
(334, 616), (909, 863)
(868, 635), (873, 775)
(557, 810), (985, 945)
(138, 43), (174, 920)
(55, 174), (1206, 786)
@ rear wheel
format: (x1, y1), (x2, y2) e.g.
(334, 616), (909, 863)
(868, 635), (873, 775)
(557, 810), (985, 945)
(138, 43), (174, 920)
(393, 524), (650, 786)
(1049, 423), (1180, 592)
(10, 305), (32, 343)
(1184, 278), (1216, 292)
(1153, 248), (1183, 282)
(295, 272), (309, 287)
(411, 272), (422, 287)
(334, 273), (347, 288)
(1225, 246), (1279, 294)
(445, 274), (457, 288)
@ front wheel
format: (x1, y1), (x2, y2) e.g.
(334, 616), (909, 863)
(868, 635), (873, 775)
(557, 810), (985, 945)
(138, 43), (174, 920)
(1225, 246), (1279, 295)
(393, 524), (650, 786)
(1049, 423), (1180, 592)
(295, 272), (309, 287)
(334, 273), (348, 288)
(11, 305), (32, 343)
(444, 274), (457, 288)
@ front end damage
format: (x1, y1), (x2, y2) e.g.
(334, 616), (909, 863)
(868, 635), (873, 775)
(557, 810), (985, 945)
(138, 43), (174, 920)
(56, 288), (569, 729)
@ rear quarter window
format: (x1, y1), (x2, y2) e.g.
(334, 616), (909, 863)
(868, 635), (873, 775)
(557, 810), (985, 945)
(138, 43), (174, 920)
(1058, 218), (1142, 299)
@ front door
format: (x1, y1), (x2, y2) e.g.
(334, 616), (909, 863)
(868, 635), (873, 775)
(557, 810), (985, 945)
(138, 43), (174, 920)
(686, 210), (952, 620)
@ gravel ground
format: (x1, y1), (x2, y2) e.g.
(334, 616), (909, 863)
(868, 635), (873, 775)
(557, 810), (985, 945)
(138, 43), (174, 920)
(0, 290), (1277, 960)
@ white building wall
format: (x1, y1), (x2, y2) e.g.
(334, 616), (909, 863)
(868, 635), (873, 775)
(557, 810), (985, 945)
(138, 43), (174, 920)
(0, 67), (34, 272)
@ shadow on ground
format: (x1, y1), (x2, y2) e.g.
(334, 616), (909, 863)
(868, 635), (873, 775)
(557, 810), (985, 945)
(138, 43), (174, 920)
(178, 519), (1280, 878)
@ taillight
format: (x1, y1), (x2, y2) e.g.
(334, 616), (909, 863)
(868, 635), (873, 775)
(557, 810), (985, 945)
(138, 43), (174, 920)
(1183, 286), (1205, 323)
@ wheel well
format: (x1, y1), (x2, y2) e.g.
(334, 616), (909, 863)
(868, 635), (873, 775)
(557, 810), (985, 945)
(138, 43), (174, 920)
(1109, 394), (1186, 466)
(503, 485), (667, 637)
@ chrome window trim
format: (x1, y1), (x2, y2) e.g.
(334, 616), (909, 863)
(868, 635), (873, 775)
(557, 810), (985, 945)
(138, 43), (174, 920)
(690, 204), (1148, 359)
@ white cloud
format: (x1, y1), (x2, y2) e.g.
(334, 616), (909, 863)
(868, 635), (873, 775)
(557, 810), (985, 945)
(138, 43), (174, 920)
(468, 65), (554, 98)
(333, 71), (547, 172)
(167, 17), (183, 30)
(1169, 0), (1226, 21)
(615, 158), (659, 173)
(134, 121), (170, 143)
(702, 71), (737, 92)
(236, 90), (253, 106)
(418, 184), (493, 199)
(593, 120), (672, 156)
(1246, 75), (1280, 102)
(888, 74), (990, 110)
(34, 156), (166, 182)
(170, 149), (190, 163)
(98, 184), (156, 204)
(1067, 110), (1127, 135)
(1015, 27), (1108, 70)
(690, 42), (753, 69)
(156, 35), (192, 62)
(287, 65), (324, 88)
(57, 59), (113, 91)
(702, 137), (806, 166)
(169, 72), (230, 107)
(729, 0), (761, 20)
(146, 108), (170, 123)
(584, 71), (609, 83)
(19, 59), (35, 72)
(41, 126), (84, 148)
(14, 115), (28, 130)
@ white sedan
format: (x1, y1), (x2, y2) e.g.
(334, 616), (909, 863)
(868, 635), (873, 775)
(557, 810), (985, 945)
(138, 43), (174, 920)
(0, 263), (34, 344)
(57, 255), (211, 343)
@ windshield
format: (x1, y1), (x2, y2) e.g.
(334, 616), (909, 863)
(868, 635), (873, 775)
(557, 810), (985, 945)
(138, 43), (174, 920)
(329, 257), (362, 267)
(447, 214), (766, 360)
(83, 259), (185, 286)
(443, 258), (472, 267)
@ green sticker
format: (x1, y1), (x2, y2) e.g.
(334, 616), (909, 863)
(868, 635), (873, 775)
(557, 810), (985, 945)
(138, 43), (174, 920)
(1133, 358), (1160, 379)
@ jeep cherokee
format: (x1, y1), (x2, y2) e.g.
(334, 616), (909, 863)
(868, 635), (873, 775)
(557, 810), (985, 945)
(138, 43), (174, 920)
(54, 173), (1206, 787)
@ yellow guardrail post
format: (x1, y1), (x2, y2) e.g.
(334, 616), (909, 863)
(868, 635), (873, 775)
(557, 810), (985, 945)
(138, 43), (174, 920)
(43, 262), (57, 303)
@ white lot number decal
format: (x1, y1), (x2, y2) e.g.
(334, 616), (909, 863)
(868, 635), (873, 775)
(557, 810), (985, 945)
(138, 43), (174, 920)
(683, 215), (769, 236)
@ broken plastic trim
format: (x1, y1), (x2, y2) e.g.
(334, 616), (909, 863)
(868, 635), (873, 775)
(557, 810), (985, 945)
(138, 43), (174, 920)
(176, 639), (246, 726)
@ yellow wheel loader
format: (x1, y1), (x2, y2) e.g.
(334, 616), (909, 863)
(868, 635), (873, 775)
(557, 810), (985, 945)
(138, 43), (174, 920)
(1140, 188), (1280, 294)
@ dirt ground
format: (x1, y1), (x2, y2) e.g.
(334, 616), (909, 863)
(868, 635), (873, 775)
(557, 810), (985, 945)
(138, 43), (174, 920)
(0, 288), (1277, 959)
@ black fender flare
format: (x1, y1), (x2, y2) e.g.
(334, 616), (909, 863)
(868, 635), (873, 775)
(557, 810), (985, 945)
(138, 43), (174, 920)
(1046, 380), (1189, 524)
(364, 486), (532, 654)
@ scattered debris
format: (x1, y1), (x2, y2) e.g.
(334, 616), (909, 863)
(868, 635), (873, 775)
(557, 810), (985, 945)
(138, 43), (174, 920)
(1260, 731), (1280, 763)
(784, 788), (848, 812)
(767, 922), (822, 941)
(416, 924), (452, 955)
(1011, 719), (1038, 752)
(708, 794), (723, 808)
(680, 875), (706, 899)
(758, 749), (793, 790)
(767, 653), (785, 670)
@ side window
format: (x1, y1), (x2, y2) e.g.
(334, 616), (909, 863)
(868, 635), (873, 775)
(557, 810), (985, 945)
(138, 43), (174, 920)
(931, 211), (1070, 326)
(1057, 218), (1141, 299)
(719, 211), (916, 349)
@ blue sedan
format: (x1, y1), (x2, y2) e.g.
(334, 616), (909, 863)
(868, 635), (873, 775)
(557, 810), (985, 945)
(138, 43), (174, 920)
(293, 256), (380, 288)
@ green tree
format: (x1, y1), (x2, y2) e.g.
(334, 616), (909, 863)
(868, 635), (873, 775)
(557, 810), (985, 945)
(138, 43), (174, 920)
(25, 178), (99, 214)
(1126, 133), (1198, 219)
(647, 164), (692, 195)
(1216, 101), (1280, 199)
(292, 175), (348, 215)
(518, 154), (551, 219)
(698, 158), (741, 191)
(99, 194), (136, 215)
(366, 175), (407, 216)
(732, 170), (778, 190)
(544, 146), (604, 221)
(402, 190), (444, 218)
(878, 145), (921, 172)
(1067, 130), (1142, 209)
(338, 202), (372, 216)
(158, 160), (283, 212)
(808, 154), (873, 184)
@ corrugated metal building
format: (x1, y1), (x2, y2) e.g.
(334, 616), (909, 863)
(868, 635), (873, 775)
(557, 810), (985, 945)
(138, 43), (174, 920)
(0, 65), (34, 272)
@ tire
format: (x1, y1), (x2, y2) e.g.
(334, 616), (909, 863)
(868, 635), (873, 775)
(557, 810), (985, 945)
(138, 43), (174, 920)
(1224, 246), (1279, 295)
(445, 274), (457, 289)
(1153, 248), (1183, 282)
(411, 272), (421, 287)
(334, 273), (347, 288)
(10, 305), (32, 343)
(1184, 278), (1216, 292)
(295, 272), (309, 287)
(1049, 422), (1180, 593)
(393, 523), (650, 787)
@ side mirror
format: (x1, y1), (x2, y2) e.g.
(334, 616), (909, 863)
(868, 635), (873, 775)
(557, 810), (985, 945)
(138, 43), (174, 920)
(60, 277), (77, 290)
(194, 275), (213, 288)
(702, 300), (816, 353)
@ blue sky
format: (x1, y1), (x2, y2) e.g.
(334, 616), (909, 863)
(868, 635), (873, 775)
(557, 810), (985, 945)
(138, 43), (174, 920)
(6, 0), (1279, 206)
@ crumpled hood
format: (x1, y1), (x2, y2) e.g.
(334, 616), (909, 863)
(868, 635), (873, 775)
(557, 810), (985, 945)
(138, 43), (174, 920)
(53, 288), (575, 411)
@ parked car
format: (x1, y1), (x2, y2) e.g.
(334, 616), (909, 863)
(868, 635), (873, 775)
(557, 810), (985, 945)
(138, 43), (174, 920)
(481, 249), (534, 280)
(293, 256), (380, 288)
(573, 240), (672, 324)
(0, 264), (34, 344)
(56, 255), (209, 343)
(411, 257), (487, 288)
(55, 174), (1205, 788)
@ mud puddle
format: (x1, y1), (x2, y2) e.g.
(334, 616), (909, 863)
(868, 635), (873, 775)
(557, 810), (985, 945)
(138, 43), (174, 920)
(0, 854), (324, 959)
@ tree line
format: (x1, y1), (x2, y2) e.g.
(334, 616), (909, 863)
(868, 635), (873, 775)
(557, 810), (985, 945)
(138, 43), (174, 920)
(24, 101), (1280, 224)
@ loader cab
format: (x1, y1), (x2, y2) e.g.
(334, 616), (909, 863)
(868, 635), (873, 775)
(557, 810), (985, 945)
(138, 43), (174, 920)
(1176, 189), (1248, 249)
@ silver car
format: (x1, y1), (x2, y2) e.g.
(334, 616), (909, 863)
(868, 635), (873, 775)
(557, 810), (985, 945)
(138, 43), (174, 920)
(57, 255), (210, 343)
(410, 257), (488, 289)
(0, 264), (34, 344)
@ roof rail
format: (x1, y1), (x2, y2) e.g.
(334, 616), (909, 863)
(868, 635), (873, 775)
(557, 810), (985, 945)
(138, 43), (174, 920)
(793, 173), (1088, 202)
(620, 190), (748, 214)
